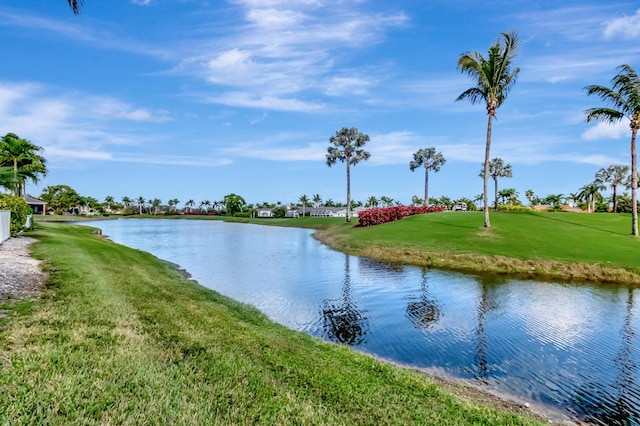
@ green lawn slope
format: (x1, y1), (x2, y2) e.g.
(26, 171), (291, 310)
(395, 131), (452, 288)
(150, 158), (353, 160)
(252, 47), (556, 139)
(313, 211), (640, 284)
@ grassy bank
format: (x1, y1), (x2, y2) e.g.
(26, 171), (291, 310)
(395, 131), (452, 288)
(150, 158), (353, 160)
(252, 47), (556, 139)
(0, 223), (543, 425)
(309, 211), (640, 285)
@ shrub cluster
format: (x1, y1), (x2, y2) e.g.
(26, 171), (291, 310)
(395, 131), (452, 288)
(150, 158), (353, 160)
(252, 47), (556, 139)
(358, 205), (444, 227)
(0, 193), (31, 237)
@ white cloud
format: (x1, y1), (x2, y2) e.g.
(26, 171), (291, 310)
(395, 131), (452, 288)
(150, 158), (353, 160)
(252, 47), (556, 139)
(132, 0), (152, 5)
(581, 120), (630, 141)
(604, 9), (640, 39)
(204, 92), (325, 111)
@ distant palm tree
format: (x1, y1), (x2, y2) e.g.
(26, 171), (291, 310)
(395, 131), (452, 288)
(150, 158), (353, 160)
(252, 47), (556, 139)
(380, 196), (394, 207)
(411, 195), (424, 206)
(151, 198), (162, 215)
(365, 196), (379, 209)
(298, 194), (309, 217)
(595, 164), (630, 213)
(185, 199), (195, 214)
(103, 195), (115, 213)
(578, 182), (605, 213)
(326, 127), (371, 222)
(312, 194), (322, 208)
(585, 64), (640, 235)
(409, 147), (446, 206)
(135, 196), (145, 215)
(121, 196), (131, 209)
(457, 31), (520, 228)
(480, 158), (512, 209)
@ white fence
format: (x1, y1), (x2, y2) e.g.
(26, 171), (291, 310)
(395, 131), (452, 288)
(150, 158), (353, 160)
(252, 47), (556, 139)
(0, 210), (10, 244)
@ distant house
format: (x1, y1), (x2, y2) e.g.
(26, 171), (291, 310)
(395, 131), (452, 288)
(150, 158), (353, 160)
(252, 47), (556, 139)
(23, 196), (47, 215)
(285, 210), (299, 218)
(309, 206), (364, 218)
(255, 208), (274, 218)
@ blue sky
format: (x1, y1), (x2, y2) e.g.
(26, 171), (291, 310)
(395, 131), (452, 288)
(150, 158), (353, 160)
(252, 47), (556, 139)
(1, 0), (640, 207)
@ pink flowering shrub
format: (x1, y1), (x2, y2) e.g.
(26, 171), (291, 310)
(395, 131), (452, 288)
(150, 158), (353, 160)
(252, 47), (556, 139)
(357, 205), (444, 227)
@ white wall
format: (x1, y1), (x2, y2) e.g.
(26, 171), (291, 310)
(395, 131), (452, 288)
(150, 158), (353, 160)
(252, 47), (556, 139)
(0, 210), (10, 243)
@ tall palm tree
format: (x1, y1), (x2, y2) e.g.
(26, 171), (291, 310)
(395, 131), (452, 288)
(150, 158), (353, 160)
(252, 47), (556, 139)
(0, 133), (47, 197)
(457, 31), (521, 228)
(312, 194), (322, 208)
(185, 199), (195, 214)
(326, 127), (371, 222)
(409, 147), (446, 206)
(480, 158), (512, 209)
(121, 196), (131, 210)
(298, 194), (309, 217)
(585, 65), (640, 235)
(595, 164), (630, 213)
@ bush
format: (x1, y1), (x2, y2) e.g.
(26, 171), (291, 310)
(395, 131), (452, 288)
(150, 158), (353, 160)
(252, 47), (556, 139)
(497, 204), (534, 212)
(0, 194), (31, 237)
(358, 205), (444, 227)
(234, 212), (250, 218)
(272, 206), (287, 218)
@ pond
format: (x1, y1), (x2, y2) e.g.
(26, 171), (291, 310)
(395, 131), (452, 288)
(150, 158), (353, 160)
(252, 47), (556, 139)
(84, 218), (639, 425)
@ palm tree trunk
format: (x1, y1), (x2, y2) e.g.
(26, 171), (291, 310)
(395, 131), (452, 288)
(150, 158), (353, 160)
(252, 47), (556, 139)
(483, 114), (493, 227)
(631, 128), (638, 236)
(613, 184), (618, 213)
(346, 161), (351, 223)
(424, 167), (429, 206)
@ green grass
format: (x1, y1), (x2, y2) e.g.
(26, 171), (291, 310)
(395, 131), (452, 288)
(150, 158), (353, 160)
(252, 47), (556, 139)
(305, 211), (640, 284)
(0, 223), (542, 425)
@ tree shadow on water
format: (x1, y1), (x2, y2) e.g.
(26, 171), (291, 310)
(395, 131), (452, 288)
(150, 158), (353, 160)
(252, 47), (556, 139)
(321, 254), (368, 346)
(406, 268), (442, 330)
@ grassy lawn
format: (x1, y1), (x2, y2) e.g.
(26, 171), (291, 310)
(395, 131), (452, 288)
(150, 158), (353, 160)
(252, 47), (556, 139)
(0, 222), (543, 425)
(305, 211), (640, 284)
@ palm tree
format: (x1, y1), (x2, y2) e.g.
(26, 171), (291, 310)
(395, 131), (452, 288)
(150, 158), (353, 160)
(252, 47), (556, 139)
(409, 147), (446, 206)
(185, 199), (195, 214)
(457, 31), (521, 228)
(498, 188), (517, 205)
(411, 195), (424, 206)
(298, 195), (309, 217)
(365, 196), (378, 209)
(121, 196), (131, 210)
(137, 196), (145, 215)
(480, 158), (512, 209)
(595, 164), (630, 213)
(0, 133), (47, 196)
(312, 194), (322, 208)
(578, 182), (605, 213)
(103, 195), (115, 213)
(380, 196), (394, 207)
(585, 65), (640, 235)
(151, 198), (162, 215)
(326, 127), (371, 222)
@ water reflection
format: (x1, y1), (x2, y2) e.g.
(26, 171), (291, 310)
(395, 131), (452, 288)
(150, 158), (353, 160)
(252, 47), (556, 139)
(406, 269), (442, 329)
(571, 288), (639, 425)
(473, 276), (504, 384)
(321, 254), (369, 345)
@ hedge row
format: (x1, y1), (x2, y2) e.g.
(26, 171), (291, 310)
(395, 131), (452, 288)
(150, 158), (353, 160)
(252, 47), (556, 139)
(358, 205), (444, 227)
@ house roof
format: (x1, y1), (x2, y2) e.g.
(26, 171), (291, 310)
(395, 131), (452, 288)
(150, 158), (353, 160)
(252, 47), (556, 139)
(23, 196), (47, 205)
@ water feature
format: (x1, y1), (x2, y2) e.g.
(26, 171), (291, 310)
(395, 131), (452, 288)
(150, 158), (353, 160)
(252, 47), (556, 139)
(84, 218), (639, 425)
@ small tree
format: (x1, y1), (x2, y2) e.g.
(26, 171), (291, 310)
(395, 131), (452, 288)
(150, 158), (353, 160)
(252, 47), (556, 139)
(480, 158), (512, 209)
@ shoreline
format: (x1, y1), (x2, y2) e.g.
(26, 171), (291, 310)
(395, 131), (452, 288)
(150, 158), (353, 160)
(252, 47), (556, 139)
(311, 227), (640, 286)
